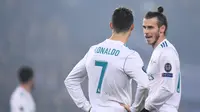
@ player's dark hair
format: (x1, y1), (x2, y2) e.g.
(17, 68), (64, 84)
(145, 6), (168, 35)
(18, 66), (34, 84)
(112, 7), (134, 33)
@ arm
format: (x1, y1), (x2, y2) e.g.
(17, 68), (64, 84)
(144, 48), (178, 111)
(64, 53), (91, 112)
(131, 84), (148, 112)
(123, 52), (149, 112)
(10, 96), (27, 112)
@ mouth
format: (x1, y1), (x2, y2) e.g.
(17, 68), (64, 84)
(145, 35), (152, 39)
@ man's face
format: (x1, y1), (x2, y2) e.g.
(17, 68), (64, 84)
(28, 78), (35, 91)
(142, 17), (160, 46)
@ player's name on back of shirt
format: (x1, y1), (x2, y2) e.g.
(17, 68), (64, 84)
(94, 46), (120, 56)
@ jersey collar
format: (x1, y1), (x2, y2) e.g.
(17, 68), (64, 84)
(105, 39), (125, 45)
(156, 39), (168, 49)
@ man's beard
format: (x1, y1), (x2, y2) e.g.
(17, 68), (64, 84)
(152, 31), (160, 47)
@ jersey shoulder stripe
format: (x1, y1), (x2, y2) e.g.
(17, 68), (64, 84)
(160, 41), (168, 48)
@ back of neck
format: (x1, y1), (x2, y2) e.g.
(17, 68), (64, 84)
(109, 32), (129, 44)
(20, 84), (31, 93)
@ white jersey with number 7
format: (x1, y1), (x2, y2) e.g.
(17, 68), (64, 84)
(64, 39), (149, 112)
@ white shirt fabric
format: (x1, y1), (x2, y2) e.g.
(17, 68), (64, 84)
(10, 86), (36, 112)
(145, 39), (181, 112)
(64, 39), (149, 112)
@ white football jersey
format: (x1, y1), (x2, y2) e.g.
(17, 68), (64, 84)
(65, 39), (149, 112)
(10, 86), (36, 112)
(145, 39), (181, 112)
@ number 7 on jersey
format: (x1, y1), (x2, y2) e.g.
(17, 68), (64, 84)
(95, 60), (108, 93)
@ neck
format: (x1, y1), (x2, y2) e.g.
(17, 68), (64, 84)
(109, 32), (129, 44)
(20, 84), (31, 93)
(152, 35), (166, 49)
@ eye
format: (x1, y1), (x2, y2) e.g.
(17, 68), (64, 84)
(147, 26), (153, 29)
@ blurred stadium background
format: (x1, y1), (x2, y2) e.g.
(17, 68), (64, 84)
(0, 0), (200, 112)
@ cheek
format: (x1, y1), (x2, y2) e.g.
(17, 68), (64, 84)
(152, 29), (159, 35)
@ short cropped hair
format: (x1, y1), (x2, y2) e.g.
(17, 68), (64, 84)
(112, 7), (134, 33)
(18, 66), (34, 84)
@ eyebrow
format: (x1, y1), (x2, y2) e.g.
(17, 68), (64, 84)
(143, 25), (154, 29)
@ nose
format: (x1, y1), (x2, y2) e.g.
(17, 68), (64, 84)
(143, 29), (149, 36)
(143, 27), (149, 34)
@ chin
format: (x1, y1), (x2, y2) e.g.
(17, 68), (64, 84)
(146, 40), (153, 45)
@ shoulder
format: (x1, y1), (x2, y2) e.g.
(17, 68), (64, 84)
(10, 87), (25, 103)
(160, 47), (178, 58)
(159, 40), (179, 57)
(123, 47), (141, 60)
(158, 47), (180, 67)
(126, 50), (141, 58)
(87, 42), (102, 53)
(124, 50), (143, 64)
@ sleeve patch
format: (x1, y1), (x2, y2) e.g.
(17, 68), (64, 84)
(19, 106), (24, 111)
(164, 63), (172, 72)
(162, 73), (173, 77)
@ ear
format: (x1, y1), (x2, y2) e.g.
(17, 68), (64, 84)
(159, 25), (166, 34)
(110, 22), (113, 29)
(130, 24), (134, 31)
